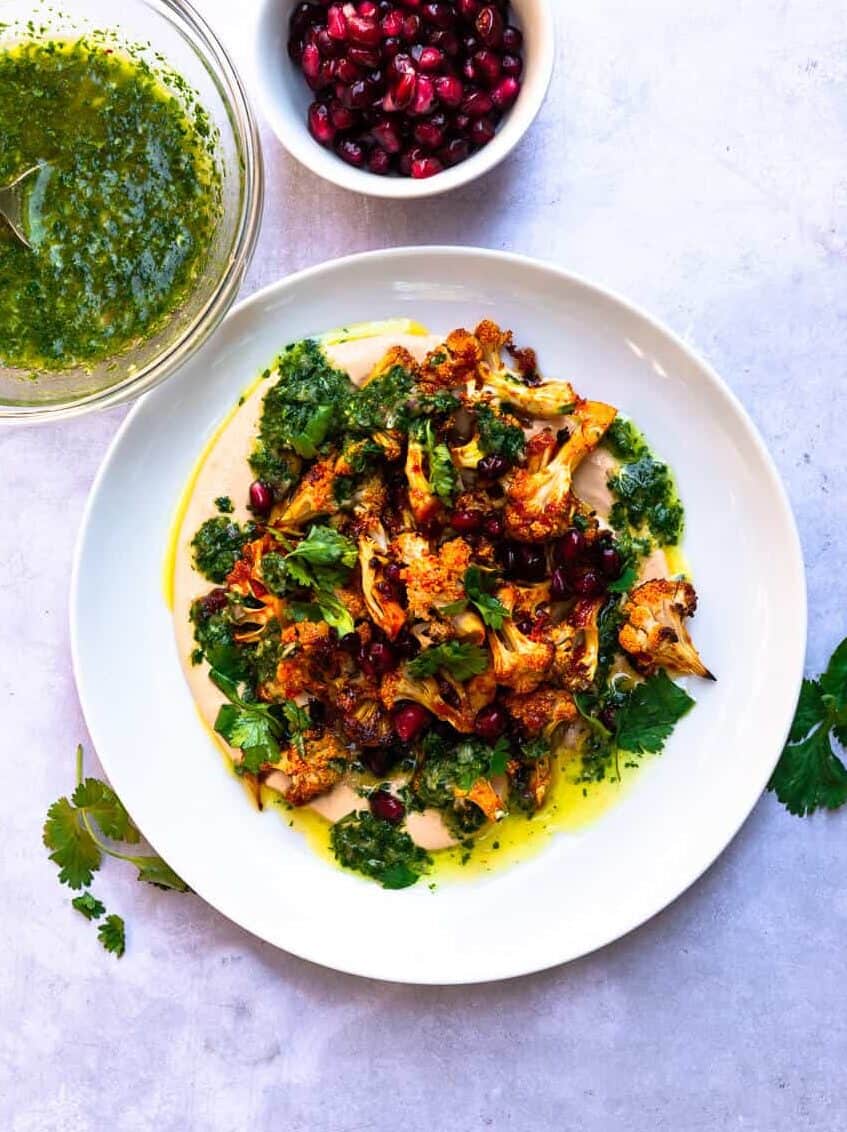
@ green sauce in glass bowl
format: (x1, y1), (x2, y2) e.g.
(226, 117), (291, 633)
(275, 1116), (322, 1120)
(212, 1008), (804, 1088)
(0, 37), (222, 371)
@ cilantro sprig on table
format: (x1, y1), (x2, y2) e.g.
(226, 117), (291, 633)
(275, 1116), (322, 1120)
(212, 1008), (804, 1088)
(769, 638), (847, 816)
(43, 745), (188, 957)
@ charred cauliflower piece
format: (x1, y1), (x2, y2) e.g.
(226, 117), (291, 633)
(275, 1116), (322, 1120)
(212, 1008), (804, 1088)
(276, 456), (338, 529)
(454, 778), (506, 823)
(488, 585), (554, 694)
(274, 730), (351, 806)
(358, 525), (406, 641)
(505, 686), (578, 738)
(475, 319), (577, 419)
(405, 428), (441, 525)
(420, 328), (483, 391)
(380, 667), (475, 733)
(395, 533), (472, 620)
(550, 598), (604, 691)
(331, 682), (395, 748)
(505, 400), (617, 541)
(507, 756), (553, 811)
(619, 579), (713, 679)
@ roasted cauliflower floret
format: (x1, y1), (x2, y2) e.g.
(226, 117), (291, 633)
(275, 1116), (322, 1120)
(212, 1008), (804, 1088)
(451, 435), (486, 470)
(358, 525), (407, 641)
(505, 400), (617, 541)
(395, 534), (472, 620)
(380, 667), (475, 733)
(366, 345), (420, 384)
(270, 621), (337, 699)
(405, 428), (441, 525)
(475, 319), (577, 419)
(331, 682), (395, 748)
(420, 328), (483, 391)
(488, 585), (554, 694)
(507, 755), (553, 811)
(550, 598), (604, 691)
(273, 730), (351, 806)
(454, 777), (506, 823)
(618, 579), (713, 679)
(276, 457), (338, 529)
(505, 686), (578, 738)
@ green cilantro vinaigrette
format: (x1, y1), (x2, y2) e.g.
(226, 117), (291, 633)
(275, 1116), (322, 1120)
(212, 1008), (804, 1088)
(0, 37), (221, 371)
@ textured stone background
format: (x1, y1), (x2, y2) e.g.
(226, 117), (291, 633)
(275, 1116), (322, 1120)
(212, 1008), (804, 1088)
(2, 1), (846, 1129)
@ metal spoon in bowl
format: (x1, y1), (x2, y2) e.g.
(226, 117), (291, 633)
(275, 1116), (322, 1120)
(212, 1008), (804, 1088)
(0, 164), (47, 250)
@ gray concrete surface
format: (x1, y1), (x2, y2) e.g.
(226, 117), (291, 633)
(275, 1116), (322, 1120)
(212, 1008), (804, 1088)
(2, 1), (846, 1128)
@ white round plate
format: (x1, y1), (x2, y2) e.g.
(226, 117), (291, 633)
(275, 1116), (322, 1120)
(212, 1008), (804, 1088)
(72, 247), (806, 985)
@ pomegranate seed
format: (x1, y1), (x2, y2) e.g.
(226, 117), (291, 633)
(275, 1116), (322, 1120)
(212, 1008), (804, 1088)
(250, 577), (268, 599)
(315, 29), (342, 58)
(329, 99), (358, 129)
(421, 2), (454, 28)
(336, 137), (366, 166)
(249, 480), (274, 515)
(571, 567), (604, 598)
(288, 36), (304, 63)
(381, 9), (404, 36)
(462, 32), (480, 54)
(475, 5), (504, 48)
(327, 4), (348, 39)
(358, 0), (378, 17)
(370, 790), (406, 824)
(411, 154), (443, 177)
(308, 101), (337, 145)
(368, 146), (392, 173)
(371, 116), (403, 152)
(482, 513), (504, 539)
(456, 0), (481, 19)
(474, 704), (508, 742)
(428, 28), (460, 56)
(449, 508), (483, 533)
(383, 71), (416, 111)
(413, 45), (444, 71)
(344, 79), (372, 108)
(470, 114), (496, 146)
(473, 48), (501, 86)
(200, 588), (228, 616)
(382, 35), (402, 58)
(348, 45), (381, 68)
(599, 545), (623, 579)
(388, 51), (415, 79)
(517, 545), (547, 583)
(461, 57), (477, 82)
(347, 14), (382, 44)
(501, 52), (523, 78)
(502, 25), (523, 51)
(555, 529), (585, 565)
(333, 57), (361, 83)
(414, 117), (446, 149)
(368, 641), (398, 673)
(477, 453), (507, 478)
(393, 702), (432, 742)
(462, 88), (493, 116)
(401, 13), (421, 39)
(491, 76), (521, 109)
(301, 42), (321, 81)
(434, 74), (463, 106)
(410, 74), (437, 115)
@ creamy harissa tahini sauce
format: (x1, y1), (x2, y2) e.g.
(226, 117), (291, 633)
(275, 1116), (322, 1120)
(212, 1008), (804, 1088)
(170, 328), (678, 869)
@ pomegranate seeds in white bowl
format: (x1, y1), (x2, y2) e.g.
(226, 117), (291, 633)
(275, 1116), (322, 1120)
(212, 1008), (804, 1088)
(255, 0), (554, 198)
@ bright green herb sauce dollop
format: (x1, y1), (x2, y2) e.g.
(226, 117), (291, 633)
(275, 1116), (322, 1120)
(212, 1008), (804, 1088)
(0, 38), (221, 370)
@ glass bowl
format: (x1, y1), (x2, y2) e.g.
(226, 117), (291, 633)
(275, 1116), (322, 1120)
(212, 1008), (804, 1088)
(0, 0), (263, 423)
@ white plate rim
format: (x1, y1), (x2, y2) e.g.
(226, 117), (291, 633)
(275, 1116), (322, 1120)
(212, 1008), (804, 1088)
(70, 246), (807, 984)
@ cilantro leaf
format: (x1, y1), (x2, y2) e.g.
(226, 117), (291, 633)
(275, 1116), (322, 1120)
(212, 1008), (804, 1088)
(43, 797), (101, 889)
(97, 914), (126, 958)
(419, 419), (458, 506)
(606, 563), (638, 595)
(788, 679), (827, 743)
(285, 525), (358, 576)
(475, 403), (526, 462)
(214, 702), (282, 774)
(820, 639), (847, 709)
(408, 641), (489, 681)
(464, 566), (508, 630)
(282, 700), (311, 756)
(72, 891), (105, 921)
(488, 736), (511, 777)
(616, 670), (695, 754)
(131, 856), (190, 892)
(71, 779), (140, 844)
(344, 363), (414, 432)
(769, 723), (847, 817)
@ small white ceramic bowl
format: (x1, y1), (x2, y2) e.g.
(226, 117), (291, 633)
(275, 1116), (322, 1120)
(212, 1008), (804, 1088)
(254, 0), (554, 199)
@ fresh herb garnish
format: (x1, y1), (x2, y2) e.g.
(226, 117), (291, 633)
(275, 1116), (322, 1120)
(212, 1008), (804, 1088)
(344, 363), (414, 432)
(191, 516), (256, 584)
(210, 670), (285, 774)
(464, 566), (509, 630)
(475, 403), (526, 462)
(768, 640), (847, 816)
(264, 525), (358, 636)
(257, 339), (354, 458)
(330, 811), (431, 889)
(420, 419), (459, 505)
(408, 641), (489, 681)
(615, 670), (696, 753)
(214, 495), (234, 514)
(43, 746), (188, 957)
